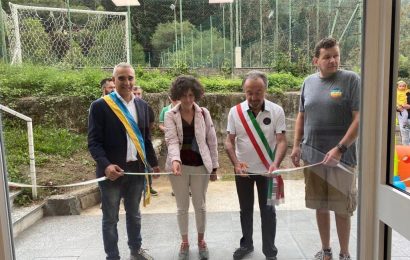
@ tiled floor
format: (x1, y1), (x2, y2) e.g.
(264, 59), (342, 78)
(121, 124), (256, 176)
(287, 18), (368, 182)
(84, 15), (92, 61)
(15, 210), (356, 260)
(13, 179), (410, 260)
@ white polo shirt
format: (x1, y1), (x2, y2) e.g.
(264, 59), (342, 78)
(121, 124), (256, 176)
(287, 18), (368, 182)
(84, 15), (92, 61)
(226, 99), (286, 173)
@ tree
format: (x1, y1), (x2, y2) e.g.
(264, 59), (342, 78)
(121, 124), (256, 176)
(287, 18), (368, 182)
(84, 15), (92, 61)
(88, 21), (126, 67)
(20, 18), (55, 64)
(164, 26), (232, 68)
(132, 41), (145, 66)
(151, 21), (194, 52)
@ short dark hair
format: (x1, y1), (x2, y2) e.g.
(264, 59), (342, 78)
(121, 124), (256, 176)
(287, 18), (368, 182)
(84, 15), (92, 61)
(242, 70), (268, 89)
(170, 75), (204, 101)
(100, 78), (113, 89)
(314, 37), (338, 58)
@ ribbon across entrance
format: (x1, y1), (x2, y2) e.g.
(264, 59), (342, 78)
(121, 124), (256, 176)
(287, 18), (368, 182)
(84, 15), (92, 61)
(8, 162), (354, 189)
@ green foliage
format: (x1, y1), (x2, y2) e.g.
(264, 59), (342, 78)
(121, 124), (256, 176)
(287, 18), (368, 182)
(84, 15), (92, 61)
(87, 21), (126, 66)
(220, 59), (232, 77)
(61, 41), (87, 68)
(158, 22), (233, 68)
(168, 61), (190, 76)
(0, 63), (109, 100)
(267, 73), (304, 91)
(151, 21), (195, 51)
(399, 55), (410, 78)
(0, 64), (303, 98)
(271, 50), (311, 77)
(200, 76), (242, 92)
(3, 125), (86, 183)
(14, 189), (35, 207)
(20, 18), (55, 65)
(132, 41), (146, 66)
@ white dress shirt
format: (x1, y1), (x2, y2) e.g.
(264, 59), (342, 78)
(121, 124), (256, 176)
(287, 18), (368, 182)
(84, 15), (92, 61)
(115, 92), (138, 162)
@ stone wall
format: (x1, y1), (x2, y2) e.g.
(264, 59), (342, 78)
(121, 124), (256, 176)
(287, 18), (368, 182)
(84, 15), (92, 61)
(7, 92), (300, 143)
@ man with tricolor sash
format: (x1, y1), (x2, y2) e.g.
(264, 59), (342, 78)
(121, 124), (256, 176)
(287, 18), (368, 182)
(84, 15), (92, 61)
(88, 63), (159, 260)
(225, 70), (287, 260)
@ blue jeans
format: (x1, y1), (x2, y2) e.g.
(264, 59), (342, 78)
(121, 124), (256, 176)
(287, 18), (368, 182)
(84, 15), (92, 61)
(235, 173), (278, 258)
(99, 161), (145, 260)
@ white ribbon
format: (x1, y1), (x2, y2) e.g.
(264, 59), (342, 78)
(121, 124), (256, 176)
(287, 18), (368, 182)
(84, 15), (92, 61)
(8, 162), (355, 188)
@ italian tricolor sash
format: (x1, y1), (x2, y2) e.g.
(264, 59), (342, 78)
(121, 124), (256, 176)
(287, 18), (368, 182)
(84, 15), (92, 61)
(236, 103), (285, 205)
(103, 92), (151, 206)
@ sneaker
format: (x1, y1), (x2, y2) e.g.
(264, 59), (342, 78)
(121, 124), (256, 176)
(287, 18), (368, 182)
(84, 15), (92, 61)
(339, 254), (351, 260)
(233, 246), (254, 260)
(198, 240), (209, 260)
(178, 241), (189, 260)
(130, 248), (154, 260)
(313, 248), (333, 260)
(150, 188), (158, 196)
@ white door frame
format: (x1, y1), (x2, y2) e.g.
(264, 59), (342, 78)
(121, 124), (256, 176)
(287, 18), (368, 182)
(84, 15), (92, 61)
(360, 0), (410, 259)
(0, 114), (15, 260)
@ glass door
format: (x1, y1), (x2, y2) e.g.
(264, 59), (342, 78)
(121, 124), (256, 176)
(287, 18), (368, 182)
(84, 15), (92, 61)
(360, 0), (410, 259)
(0, 113), (16, 260)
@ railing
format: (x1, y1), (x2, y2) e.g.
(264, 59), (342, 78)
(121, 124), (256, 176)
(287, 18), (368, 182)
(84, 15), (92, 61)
(0, 105), (37, 199)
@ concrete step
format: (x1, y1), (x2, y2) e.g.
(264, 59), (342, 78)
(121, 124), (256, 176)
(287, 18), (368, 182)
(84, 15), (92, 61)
(10, 185), (101, 237)
(11, 201), (45, 238)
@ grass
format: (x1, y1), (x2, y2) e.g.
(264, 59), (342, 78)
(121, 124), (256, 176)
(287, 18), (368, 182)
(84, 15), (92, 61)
(3, 122), (90, 205)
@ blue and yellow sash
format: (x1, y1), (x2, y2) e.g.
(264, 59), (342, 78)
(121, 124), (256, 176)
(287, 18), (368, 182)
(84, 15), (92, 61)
(103, 92), (151, 206)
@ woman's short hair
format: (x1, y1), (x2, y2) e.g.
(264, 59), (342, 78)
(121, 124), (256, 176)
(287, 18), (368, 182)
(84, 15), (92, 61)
(170, 75), (204, 101)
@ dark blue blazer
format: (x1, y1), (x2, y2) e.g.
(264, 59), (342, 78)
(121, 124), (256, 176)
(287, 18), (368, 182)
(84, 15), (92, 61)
(87, 96), (158, 178)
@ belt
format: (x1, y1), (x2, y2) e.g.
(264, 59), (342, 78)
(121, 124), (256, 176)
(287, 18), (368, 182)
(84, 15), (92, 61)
(126, 160), (138, 166)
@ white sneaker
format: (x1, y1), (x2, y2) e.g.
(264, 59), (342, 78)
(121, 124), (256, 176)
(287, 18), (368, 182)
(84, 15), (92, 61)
(339, 254), (351, 260)
(313, 249), (333, 260)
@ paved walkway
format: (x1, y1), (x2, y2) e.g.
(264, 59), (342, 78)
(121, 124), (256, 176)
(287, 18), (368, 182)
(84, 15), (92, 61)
(14, 178), (410, 260)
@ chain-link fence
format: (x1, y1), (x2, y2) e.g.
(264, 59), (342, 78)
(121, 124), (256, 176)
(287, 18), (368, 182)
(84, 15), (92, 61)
(0, 0), (362, 70)
(3, 3), (129, 68)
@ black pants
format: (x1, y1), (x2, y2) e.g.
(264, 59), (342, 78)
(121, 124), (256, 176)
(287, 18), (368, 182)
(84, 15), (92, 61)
(235, 173), (277, 257)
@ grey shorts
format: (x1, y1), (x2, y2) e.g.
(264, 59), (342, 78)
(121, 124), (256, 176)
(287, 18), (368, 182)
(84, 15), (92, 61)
(304, 164), (358, 216)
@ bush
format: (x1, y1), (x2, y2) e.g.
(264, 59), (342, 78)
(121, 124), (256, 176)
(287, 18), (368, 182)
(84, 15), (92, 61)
(0, 64), (109, 101)
(200, 77), (242, 92)
(267, 73), (304, 91)
(0, 64), (304, 99)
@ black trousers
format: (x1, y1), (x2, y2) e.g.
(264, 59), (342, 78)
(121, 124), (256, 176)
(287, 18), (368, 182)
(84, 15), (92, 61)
(235, 173), (278, 257)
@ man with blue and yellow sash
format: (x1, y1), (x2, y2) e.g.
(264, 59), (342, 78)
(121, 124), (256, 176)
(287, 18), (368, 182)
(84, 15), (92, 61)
(88, 62), (159, 260)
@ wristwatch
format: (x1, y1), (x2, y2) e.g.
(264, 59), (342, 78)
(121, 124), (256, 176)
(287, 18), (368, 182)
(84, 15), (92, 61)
(336, 143), (348, 153)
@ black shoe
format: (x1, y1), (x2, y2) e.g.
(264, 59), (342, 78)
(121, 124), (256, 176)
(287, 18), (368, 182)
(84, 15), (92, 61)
(266, 257), (277, 260)
(130, 248), (153, 260)
(150, 188), (158, 196)
(233, 246), (254, 260)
